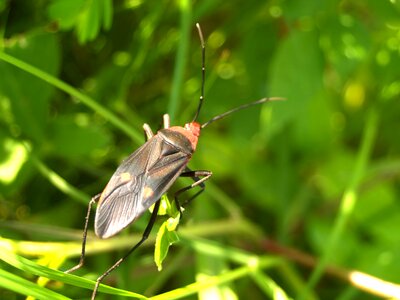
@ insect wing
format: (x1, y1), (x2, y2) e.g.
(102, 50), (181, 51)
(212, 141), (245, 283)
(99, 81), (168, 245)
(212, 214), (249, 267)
(94, 134), (191, 238)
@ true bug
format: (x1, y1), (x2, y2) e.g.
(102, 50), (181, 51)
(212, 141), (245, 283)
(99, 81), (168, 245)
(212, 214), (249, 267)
(65, 23), (283, 299)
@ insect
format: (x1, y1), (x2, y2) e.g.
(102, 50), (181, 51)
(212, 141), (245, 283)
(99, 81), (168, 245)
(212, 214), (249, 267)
(65, 23), (283, 299)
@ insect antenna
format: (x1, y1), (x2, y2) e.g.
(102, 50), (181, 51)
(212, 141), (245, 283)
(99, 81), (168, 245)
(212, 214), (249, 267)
(201, 97), (285, 128)
(192, 23), (206, 123)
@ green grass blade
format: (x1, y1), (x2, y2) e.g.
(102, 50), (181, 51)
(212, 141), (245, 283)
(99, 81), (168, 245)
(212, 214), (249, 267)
(250, 270), (291, 300)
(28, 148), (90, 205)
(0, 51), (142, 144)
(301, 110), (379, 298)
(0, 268), (70, 300)
(0, 244), (146, 298)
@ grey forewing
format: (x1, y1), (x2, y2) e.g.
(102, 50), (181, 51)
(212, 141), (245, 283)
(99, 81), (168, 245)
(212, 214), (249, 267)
(94, 132), (192, 238)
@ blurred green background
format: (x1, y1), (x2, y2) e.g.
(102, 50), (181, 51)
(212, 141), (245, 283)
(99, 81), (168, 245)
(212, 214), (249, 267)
(0, 0), (400, 299)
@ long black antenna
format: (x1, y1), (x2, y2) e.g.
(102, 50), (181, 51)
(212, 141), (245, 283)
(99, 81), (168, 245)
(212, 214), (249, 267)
(201, 97), (285, 128)
(192, 23), (205, 122)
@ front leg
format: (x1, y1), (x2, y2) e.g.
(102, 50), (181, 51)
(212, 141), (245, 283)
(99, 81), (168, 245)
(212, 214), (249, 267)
(143, 123), (154, 141)
(174, 170), (212, 215)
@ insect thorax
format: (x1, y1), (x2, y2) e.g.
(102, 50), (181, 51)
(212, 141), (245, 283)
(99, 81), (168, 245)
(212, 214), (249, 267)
(158, 128), (195, 155)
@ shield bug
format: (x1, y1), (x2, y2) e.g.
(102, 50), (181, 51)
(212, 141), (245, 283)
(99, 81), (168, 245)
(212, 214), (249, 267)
(65, 23), (283, 299)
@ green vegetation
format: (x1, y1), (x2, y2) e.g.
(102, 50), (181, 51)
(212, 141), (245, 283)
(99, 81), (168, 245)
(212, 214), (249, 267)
(1, 0), (399, 299)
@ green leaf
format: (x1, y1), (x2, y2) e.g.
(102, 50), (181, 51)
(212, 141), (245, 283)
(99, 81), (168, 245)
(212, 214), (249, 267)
(0, 137), (28, 185)
(48, 0), (114, 43)
(102, 0), (113, 29)
(50, 114), (111, 159)
(47, 0), (86, 29)
(268, 30), (323, 137)
(154, 217), (180, 271)
(152, 194), (181, 270)
(0, 33), (60, 142)
(79, 0), (100, 42)
(316, 151), (356, 199)
(156, 194), (171, 216)
(156, 194), (181, 217)
(292, 93), (333, 156)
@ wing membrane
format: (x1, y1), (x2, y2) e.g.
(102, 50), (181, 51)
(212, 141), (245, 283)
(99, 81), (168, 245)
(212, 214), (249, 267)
(95, 135), (191, 238)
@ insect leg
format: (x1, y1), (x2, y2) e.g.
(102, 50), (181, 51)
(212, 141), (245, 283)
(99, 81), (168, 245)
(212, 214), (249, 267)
(143, 123), (154, 140)
(65, 193), (101, 274)
(163, 114), (170, 129)
(91, 200), (161, 300)
(175, 170), (212, 211)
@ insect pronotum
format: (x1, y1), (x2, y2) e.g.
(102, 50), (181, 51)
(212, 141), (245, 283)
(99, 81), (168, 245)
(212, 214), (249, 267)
(65, 23), (283, 299)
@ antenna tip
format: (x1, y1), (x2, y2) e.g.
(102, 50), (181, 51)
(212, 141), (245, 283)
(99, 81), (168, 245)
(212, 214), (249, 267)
(196, 23), (205, 48)
(268, 97), (287, 102)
